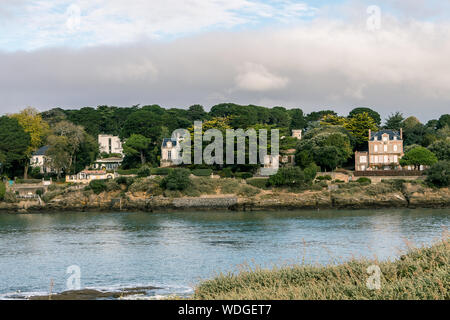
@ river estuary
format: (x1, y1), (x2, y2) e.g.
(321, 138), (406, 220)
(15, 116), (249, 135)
(0, 209), (448, 299)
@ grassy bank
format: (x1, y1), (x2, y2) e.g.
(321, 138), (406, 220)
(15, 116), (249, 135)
(192, 238), (449, 300)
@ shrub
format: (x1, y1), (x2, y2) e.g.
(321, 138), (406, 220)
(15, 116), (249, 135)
(235, 172), (253, 179)
(238, 185), (260, 197)
(192, 169), (213, 176)
(15, 179), (42, 184)
(246, 178), (269, 189)
(117, 168), (139, 175)
(160, 168), (191, 191)
(356, 177), (371, 185)
(0, 183), (5, 201)
(316, 175), (332, 181)
(152, 168), (171, 175)
(189, 177), (217, 195)
(105, 180), (120, 192)
(426, 161), (450, 188)
(89, 180), (108, 195)
(222, 168), (233, 178)
(129, 178), (163, 194)
(219, 179), (241, 194)
(268, 164), (318, 188)
(137, 166), (152, 177)
(35, 189), (44, 197)
(334, 179), (345, 184)
(115, 176), (135, 187)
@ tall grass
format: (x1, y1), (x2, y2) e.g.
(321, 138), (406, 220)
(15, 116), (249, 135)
(193, 238), (449, 300)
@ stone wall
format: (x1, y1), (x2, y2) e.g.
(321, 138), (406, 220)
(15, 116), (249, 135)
(173, 197), (238, 209)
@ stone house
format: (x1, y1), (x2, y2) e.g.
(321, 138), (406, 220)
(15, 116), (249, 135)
(66, 169), (115, 184)
(355, 129), (404, 171)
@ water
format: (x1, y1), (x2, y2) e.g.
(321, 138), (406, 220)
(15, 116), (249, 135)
(0, 209), (448, 299)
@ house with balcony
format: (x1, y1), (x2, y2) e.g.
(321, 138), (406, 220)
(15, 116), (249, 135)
(355, 129), (404, 171)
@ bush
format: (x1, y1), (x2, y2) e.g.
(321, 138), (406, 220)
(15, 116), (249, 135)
(0, 183), (5, 201)
(152, 168), (171, 175)
(15, 179), (42, 184)
(192, 169), (213, 176)
(35, 189), (44, 197)
(235, 172), (253, 179)
(115, 176), (135, 187)
(219, 179), (241, 194)
(137, 166), (152, 178)
(160, 168), (191, 191)
(222, 168), (233, 178)
(316, 175), (332, 181)
(89, 180), (108, 195)
(117, 168), (139, 175)
(268, 164), (318, 188)
(334, 179), (345, 184)
(246, 178), (269, 189)
(105, 180), (120, 192)
(426, 161), (450, 188)
(238, 185), (260, 197)
(356, 177), (371, 185)
(189, 177), (217, 195)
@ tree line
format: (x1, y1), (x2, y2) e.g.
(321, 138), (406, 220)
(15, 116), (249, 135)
(0, 104), (448, 180)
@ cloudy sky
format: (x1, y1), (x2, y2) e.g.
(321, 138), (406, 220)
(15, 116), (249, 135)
(0, 0), (449, 122)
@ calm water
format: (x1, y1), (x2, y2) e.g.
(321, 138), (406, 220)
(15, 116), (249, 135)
(0, 209), (448, 299)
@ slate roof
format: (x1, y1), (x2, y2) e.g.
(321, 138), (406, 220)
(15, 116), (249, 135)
(162, 138), (178, 147)
(370, 130), (401, 141)
(33, 145), (49, 156)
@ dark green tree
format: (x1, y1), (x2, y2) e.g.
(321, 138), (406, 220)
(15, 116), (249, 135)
(384, 112), (404, 130)
(348, 107), (381, 126)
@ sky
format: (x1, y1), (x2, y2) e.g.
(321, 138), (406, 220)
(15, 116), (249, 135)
(0, 0), (449, 122)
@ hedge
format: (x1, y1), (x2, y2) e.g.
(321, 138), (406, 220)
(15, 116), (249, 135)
(192, 169), (213, 176)
(117, 169), (139, 175)
(151, 168), (171, 175)
(235, 172), (253, 179)
(0, 183), (5, 201)
(88, 180), (108, 194)
(15, 179), (42, 184)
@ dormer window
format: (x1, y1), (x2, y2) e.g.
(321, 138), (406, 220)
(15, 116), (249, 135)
(374, 136), (377, 141)
(382, 135), (388, 142)
(167, 141), (172, 148)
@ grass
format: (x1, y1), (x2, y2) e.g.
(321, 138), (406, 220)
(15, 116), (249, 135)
(192, 238), (449, 300)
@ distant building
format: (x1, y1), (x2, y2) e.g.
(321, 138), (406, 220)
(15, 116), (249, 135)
(355, 129), (404, 171)
(98, 134), (123, 155)
(30, 146), (57, 174)
(160, 136), (183, 168)
(292, 130), (302, 140)
(93, 157), (123, 171)
(66, 169), (115, 184)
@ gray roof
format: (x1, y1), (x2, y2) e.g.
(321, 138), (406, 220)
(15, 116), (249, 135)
(370, 130), (401, 141)
(33, 145), (49, 156)
(162, 138), (177, 147)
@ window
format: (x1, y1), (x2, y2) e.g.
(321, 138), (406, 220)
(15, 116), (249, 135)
(394, 155), (398, 163)
(374, 145), (378, 152)
(360, 156), (367, 163)
(384, 155), (388, 163)
(394, 145), (398, 152)
(374, 156), (378, 163)
(384, 145), (388, 152)
(383, 136), (388, 142)
(168, 151), (172, 160)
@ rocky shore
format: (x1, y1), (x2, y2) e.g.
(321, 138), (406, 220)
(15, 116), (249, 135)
(0, 182), (449, 213)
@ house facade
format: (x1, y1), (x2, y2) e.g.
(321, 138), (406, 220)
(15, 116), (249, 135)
(93, 157), (123, 170)
(30, 146), (57, 174)
(355, 129), (404, 171)
(98, 134), (123, 155)
(160, 137), (183, 167)
(66, 169), (116, 184)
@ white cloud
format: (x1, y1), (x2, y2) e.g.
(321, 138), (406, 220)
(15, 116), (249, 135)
(235, 63), (289, 91)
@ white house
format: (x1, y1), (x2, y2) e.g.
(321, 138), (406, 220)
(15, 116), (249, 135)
(292, 129), (302, 140)
(30, 146), (57, 174)
(66, 169), (116, 184)
(98, 134), (123, 155)
(160, 135), (184, 167)
(93, 157), (123, 170)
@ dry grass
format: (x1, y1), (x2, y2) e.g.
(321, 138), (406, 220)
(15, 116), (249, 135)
(192, 238), (449, 300)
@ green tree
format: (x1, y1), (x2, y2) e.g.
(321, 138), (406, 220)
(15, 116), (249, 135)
(46, 135), (71, 179)
(344, 112), (378, 148)
(123, 134), (151, 165)
(425, 161), (450, 188)
(0, 116), (31, 177)
(10, 107), (50, 178)
(399, 146), (438, 169)
(50, 121), (85, 174)
(289, 109), (307, 130)
(428, 140), (450, 161)
(348, 107), (381, 126)
(384, 112), (404, 130)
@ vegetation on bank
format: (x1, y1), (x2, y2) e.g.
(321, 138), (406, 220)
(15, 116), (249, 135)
(192, 239), (449, 300)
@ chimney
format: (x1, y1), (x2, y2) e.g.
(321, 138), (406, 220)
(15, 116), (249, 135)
(368, 129), (371, 140)
(400, 128), (403, 140)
